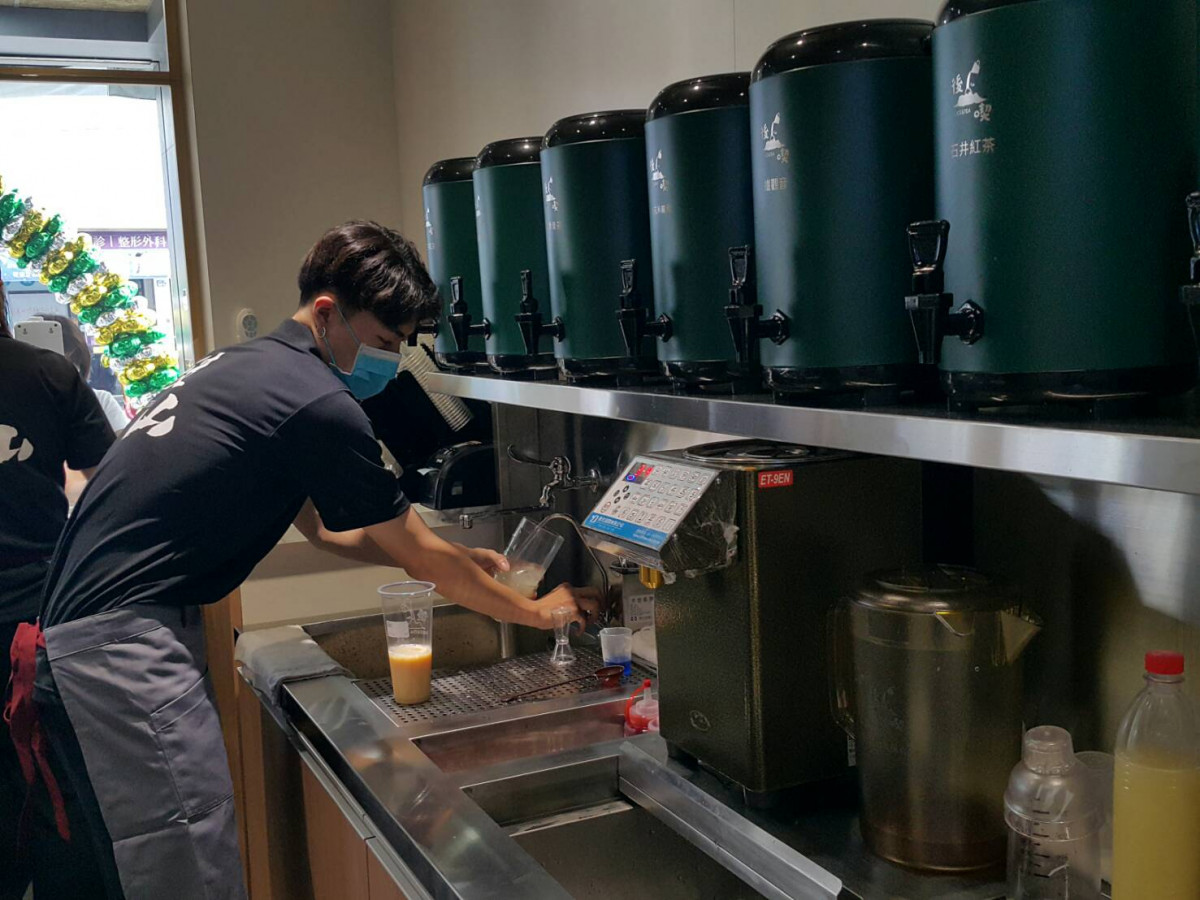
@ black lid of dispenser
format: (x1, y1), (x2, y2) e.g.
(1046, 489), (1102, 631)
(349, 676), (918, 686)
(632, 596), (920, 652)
(422, 157), (476, 186)
(647, 72), (751, 121)
(476, 137), (541, 169)
(753, 18), (933, 82)
(938, 0), (1037, 26)
(543, 110), (646, 149)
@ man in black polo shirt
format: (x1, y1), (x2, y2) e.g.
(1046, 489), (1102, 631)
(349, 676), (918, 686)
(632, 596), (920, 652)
(26, 222), (596, 899)
(0, 279), (114, 898)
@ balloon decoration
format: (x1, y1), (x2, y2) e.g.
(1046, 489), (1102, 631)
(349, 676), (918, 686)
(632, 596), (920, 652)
(0, 173), (179, 404)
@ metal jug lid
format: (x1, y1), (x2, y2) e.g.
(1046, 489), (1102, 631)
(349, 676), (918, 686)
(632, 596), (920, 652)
(853, 564), (1007, 613)
(423, 157), (476, 186)
(682, 440), (848, 467)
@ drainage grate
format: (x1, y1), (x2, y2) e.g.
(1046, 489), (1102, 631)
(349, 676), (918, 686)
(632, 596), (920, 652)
(358, 647), (652, 726)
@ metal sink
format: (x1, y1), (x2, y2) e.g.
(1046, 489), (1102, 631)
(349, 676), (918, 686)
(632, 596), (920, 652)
(304, 607), (515, 680)
(463, 753), (768, 900)
(414, 698), (627, 774)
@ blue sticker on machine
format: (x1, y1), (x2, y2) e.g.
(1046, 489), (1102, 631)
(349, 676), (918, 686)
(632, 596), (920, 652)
(583, 512), (670, 550)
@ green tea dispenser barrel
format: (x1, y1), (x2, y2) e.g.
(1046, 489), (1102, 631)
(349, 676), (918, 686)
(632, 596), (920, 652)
(540, 110), (657, 381)
(422, 157), (485, 369)
(748, 20), (934, 404)
(910, 0), (1198, 409)
(473, 137), (555, 375)
(641, 73), (756, 390)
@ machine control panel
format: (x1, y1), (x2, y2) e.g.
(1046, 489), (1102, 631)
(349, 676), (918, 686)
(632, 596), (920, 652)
(584, 456), (717, 550)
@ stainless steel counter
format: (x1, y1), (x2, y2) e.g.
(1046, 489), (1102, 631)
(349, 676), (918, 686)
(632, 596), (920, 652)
(423, 371), (1200, 495)
(278, 629), (1007, 900)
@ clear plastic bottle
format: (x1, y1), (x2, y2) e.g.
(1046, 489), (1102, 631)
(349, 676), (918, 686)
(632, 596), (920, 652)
(1004, 725), (1103, 899)
(1112, 651), (1200, 899)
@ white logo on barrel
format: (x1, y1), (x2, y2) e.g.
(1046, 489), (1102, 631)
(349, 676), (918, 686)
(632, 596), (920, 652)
(952, 59), (992, 122)
(760, 113), (789, 163)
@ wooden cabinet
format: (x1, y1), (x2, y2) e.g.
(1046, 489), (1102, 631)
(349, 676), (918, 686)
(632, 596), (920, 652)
(366, 840), (416, 900)
(301, 760), (371, 900)
(234, 669), (428, 900)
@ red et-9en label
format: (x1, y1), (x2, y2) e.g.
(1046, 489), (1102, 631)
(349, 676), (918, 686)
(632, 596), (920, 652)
(757, 470), (794, 489)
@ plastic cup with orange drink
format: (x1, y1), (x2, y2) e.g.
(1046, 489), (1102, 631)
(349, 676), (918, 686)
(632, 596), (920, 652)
(379, 581), (435, 704)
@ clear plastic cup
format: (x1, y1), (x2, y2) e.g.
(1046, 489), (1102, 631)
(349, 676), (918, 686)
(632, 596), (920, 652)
(494, 517), (564, 599)
(379, 581), (435, 705)
(1075, 750), (1115, 888)
(600, 626), (633, 677)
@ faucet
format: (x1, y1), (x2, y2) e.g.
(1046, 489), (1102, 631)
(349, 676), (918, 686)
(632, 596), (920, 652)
(458, 446), (601, 529)
(537, 512), (613, 624)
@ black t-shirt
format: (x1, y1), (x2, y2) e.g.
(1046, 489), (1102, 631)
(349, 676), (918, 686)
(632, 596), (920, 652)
(41, 319), (410, 627)
(0, 335), (114, 623)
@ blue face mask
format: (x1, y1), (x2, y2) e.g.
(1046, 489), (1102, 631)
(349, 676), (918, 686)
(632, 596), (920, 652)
(322, 305), (402, 401)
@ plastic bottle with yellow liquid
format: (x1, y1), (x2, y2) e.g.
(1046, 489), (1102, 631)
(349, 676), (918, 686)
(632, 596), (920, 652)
(1111, 651), (1200, 899)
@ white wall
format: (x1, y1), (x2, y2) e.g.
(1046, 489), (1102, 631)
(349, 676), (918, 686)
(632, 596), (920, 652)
(184, 0), (403, 349)
(181, 0), (405, 625)
(391, 0), (943, 239)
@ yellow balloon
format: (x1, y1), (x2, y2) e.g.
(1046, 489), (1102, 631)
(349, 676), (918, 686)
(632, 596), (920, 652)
(40, 248), (73, 280)
(75, 284), (105, 308)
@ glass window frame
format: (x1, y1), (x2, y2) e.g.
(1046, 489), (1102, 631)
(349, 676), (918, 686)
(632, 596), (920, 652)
(0, 0), (207, 366)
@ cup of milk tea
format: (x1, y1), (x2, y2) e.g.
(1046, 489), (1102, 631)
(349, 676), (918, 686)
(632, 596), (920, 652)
(379, 581), (435, 704)
(494, 518), (564, 599)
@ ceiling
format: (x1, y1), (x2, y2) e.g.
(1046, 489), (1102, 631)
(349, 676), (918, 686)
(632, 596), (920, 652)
(0, 1), (152, 10)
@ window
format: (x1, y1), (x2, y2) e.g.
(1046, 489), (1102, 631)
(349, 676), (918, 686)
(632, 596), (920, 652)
(0, 0), (201, 412)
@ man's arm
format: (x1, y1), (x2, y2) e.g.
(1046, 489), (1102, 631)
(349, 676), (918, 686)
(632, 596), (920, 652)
(292, 500), (511, 573)
(363, 509), (595, 630)
(292, 499), (395, 565)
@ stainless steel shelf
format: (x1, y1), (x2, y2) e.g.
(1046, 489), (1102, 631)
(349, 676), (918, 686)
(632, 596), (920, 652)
(425, 372), (1200, 495)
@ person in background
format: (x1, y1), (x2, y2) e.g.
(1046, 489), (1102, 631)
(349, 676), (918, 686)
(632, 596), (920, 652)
(0, 277), (115, 899)
(41, 314), (130, 435)
(18, 221), (599, 900)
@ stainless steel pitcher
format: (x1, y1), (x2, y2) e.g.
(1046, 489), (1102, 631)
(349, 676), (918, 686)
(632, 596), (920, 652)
(832, 565), (1040, 872)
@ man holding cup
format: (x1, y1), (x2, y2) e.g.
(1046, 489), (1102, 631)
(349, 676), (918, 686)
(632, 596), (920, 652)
(14, 221), (598, 900)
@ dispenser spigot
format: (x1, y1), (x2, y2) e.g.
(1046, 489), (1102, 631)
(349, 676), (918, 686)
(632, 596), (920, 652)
(405, 317), (439, 347)
(514, 268), (564, 357)
(615, 258), (671, 358)
(1180, 193), (1200, 349)
(904, 220), (984, 365)
(446, 275), (491, 353)
(723, 245), (788, 368)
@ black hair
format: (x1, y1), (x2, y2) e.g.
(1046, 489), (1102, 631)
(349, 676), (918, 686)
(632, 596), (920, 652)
(0, 274), (9, 338)
(297, 221), (440, 332)
(40, 313), (91, 380)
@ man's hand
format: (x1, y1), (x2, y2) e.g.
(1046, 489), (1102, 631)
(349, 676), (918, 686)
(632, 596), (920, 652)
(460, 545), (509, 576)
(531, 583), (603, 632)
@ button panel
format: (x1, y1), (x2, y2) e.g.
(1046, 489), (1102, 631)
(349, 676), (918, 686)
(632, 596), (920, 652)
(583, 456), (717, 550)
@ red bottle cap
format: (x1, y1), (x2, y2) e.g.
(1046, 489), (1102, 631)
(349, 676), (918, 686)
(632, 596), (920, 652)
(1145, 651), (1185, 676)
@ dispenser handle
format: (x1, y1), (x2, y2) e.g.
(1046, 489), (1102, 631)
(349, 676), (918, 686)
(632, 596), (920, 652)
(1187, 192), (1200, 257)
(907, 220), (949, 293)
(519, 269), (537, 313)
(619, 259), (638, 309)
(827, 601), (855, 738)
(450, 275), (466, 313)
(729, 245), (751, 294)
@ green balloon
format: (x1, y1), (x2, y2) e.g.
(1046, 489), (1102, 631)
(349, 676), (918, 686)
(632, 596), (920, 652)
(148, 368), (180, 390)
(0, 192), (22, 227)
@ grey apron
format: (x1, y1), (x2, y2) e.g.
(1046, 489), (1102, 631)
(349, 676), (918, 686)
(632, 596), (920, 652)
(43, 603), (246, 900)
